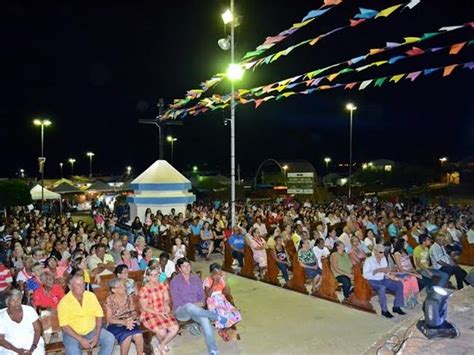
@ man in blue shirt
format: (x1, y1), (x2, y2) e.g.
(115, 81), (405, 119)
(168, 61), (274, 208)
(228, 226), (245, 268)
(387, 217), (399, 239)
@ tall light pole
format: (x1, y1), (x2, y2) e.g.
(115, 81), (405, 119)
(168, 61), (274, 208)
(59, 162), (63, 178)
(126, 166), (132, 176)
(222, 2), (244, 227)
(324, 157), (331, 173)
(33, 118), (52, 207)
(86, 152), (95, 178)
(68, 158), (76, 177)
(346, 103), (357, 199)
(166, 136), (177, 164)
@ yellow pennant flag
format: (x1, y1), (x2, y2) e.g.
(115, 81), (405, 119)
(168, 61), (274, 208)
(327, 73), (340, 81)
(291, 18), (314, 29)
(403, 37), (421, 44)
(309, 36), (321, 46)
(369, 48), (384, 55)
(390, 74), (405, 83)
(238, 89), (250, 96)
(270, 50), (286, 63)
(374, 60), (388, 66)
(375, 4), (403, 18)
(282, 91), (296, 98)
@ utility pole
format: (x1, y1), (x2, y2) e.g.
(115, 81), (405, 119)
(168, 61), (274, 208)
(139, 98), (182, 160)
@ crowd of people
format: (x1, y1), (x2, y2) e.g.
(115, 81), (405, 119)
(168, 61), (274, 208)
(0, 195), (472, 353)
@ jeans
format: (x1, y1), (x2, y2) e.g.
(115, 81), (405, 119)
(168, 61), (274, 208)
(336, 275), (352, 298)
(277, 262), (289, 282)
(63, 328), (116, 355)
(231, 250), (244, 267)
(368, 278), (404, 312)
(420, 269), (449, 289)
(175, 303), (218, 355)
(440, 265), (467, 290)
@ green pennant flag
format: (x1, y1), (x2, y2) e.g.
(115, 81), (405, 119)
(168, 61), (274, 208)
(374, 77), (387, 87)
(276, 93), (285, 100)
(242, 49), (265, 60)
(421, 32), (440, 41)
(339, 68), (354, 74)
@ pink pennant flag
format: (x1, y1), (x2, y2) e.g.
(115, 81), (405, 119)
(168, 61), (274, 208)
(254, 99), (265, 108)
(345, 82), (357, 90)
(350, 19), (365, 27)
(263, 35), (287, 45)
(406, 47), (424, 56)
(406, 71), (422, 81)
(449, 42), (466, 55)
(443, 64), (458, 77)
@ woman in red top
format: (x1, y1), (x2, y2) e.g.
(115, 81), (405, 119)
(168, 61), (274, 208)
(32, 270), (64, 309)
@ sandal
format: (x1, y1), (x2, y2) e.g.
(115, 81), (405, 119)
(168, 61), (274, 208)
(218, 329), (230, 342)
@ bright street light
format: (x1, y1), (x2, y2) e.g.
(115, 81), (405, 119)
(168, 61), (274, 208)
(346, 103), (357, 199)
(221, 9), (234, 24)
(33, 118), (52, 206)
(68, 158), (76, 176)
(86, 152), (95, 178)
(126, 166), (132, 175)
(59, 162), (63, 178)
(193, 166), (198, 173)
(227, 63), (244, 81)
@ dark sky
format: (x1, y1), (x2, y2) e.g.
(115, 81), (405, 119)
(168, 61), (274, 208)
(2, 0), (473, 179)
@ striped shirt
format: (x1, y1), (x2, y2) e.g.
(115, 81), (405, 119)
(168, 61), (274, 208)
(0, 264), (13, 292)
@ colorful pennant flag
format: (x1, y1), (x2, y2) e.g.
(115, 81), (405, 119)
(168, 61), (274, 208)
(375, 4), (403, 18)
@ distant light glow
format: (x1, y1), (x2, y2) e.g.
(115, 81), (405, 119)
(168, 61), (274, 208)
(346, 103), (357, 111)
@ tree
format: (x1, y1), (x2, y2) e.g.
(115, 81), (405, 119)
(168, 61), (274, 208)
(0, 180), (32, 210)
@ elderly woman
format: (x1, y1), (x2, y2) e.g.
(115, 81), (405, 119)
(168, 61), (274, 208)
(139, 247), (154, 270)
(105, 278), (144, 355)
(248, 228), (267, 278)
(118, 249), (140, 271)
(203, 263), (241, 341)
(114, 264), (137, 296)
(139, 267), (179, 355)
(297, 239), (322, 293)
(349, 236), (367, 266)
(330, 241), (353, 300)
(32, 270), (65, 309)
(0, 289), (45, 354)
(134, 236), (147, 261)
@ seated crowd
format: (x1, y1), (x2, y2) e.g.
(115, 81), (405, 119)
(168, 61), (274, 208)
(0, 196), (472, 354)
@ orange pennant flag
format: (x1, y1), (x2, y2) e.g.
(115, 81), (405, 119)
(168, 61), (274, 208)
(324, 0), (343, 5)
(443, 64), (458, 77)
(345, 82), (357, 90)
(449, 42), (466, 55)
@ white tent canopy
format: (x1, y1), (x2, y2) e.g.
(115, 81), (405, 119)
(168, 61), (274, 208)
(30, 184), (61, 200)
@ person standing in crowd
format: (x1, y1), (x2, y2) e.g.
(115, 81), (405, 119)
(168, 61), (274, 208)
(170, 258), (219, 355)
(363, 244), (405, 318)
(58, 274), (116, 355)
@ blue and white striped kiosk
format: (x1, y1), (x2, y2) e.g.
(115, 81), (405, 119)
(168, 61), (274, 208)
(127, 160), (195, 221)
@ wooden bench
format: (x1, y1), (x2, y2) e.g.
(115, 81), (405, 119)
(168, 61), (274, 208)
(312, 258), (339, 303)
(238, 245), (257, 280)
(343, 263), (376, 314)
(458, 235), (474, 266)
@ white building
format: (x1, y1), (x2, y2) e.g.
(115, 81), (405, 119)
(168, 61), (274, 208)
(127, 160), (195, 221)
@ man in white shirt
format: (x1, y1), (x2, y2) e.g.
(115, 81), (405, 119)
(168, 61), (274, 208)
(467, 222), (474, 244)
(363, 244), (405, 318)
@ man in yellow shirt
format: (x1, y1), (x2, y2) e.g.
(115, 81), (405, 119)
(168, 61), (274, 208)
(58, 274), (115, 355)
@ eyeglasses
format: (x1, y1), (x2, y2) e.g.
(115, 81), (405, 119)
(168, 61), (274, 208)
(378, 251), (384, 254)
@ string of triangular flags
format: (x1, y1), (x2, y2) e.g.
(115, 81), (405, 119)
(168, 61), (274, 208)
(162, 22), (473, 119)
(163, 0), (422, 118)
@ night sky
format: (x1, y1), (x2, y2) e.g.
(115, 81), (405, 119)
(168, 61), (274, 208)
(2, 0), (473, 179)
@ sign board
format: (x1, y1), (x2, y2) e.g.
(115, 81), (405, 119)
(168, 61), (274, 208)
(287, 172), (314, 194)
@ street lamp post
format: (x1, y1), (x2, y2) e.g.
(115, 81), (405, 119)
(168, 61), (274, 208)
(68, 158), (76, 176)
(166, 136), (177, 164)
(126, 166), (132, 176)
(222, 1), (243, 228)
(59, 163), (63, 178)
(86, 152), (95, 178)
(346, 103), (357, 199)
(33, 118), (52, 207)
(439, 157), (447, 167)
(324, 157), (331, 173)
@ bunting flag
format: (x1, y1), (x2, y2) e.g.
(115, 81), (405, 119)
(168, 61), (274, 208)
(162, 0), (425, 118)
(449, 42), (466, 54)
